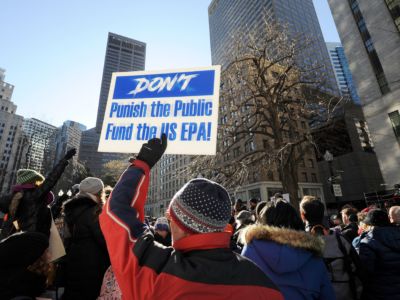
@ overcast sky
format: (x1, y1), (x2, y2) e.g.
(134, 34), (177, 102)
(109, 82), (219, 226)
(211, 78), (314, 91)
(0, 0), (340, 129)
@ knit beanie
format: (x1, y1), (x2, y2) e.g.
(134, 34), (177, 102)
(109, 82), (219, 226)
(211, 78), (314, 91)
(364, 209), (390, 227)
(168, 178), (231, 234)
(79, 177), (104, 195)
(154, 217), (170, 232)
(16, 169), (45, 185)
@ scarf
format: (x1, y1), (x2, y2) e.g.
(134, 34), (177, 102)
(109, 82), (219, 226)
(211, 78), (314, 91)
(12, 183), (55, 205)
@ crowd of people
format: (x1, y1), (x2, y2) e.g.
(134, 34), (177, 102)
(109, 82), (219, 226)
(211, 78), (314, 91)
(0, 134), (399, 300)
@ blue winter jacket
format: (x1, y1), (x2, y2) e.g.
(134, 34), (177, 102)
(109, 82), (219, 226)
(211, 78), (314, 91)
(242, 225), (335, 300)
(359, 225), (400, 300)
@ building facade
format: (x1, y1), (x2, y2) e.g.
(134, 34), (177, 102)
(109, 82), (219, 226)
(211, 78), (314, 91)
(328, 0), (400, 187)
(208, 0), (338, 94)
(145, 155), (192, 217)
(22, 118), (57, 173)
(0, 69), (25, 195)
(207, 0), (333, 203)
(80, 32), (146, 176)
(52, 120), (86, 166)
(326, 42), (361, 104)
(312, 102), (384, 207)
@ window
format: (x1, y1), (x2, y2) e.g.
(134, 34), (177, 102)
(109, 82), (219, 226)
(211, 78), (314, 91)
(311, 173), (317, 183)
(233, 147), (240, 158)
(302, 188), (322, 198)
(301, 172), (308, 182)
(245, 140), (255, 152)
(385, 0), (400, 32)
(349, 0), (390, 95)
(249, 188), (261, 199)
(389, 110), (400, 138)
(308, 159), (314, 168)
(299, 159), (305, 167)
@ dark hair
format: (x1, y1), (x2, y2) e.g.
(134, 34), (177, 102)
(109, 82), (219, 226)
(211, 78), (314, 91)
(341, 207), (358, 217)
(300, 196), (325, 225)
(364, 209), (390, 227)
(259, 200), (304, 230)
(249, 198), (258, 204)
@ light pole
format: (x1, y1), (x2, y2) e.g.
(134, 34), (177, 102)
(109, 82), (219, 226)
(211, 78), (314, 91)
(323, 150), (340, 212)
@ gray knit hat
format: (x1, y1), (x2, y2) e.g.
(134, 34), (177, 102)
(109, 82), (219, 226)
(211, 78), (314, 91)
(168, 178), (231, 234)
(16, 169), (45, 185)
(79, 177), (104, 195)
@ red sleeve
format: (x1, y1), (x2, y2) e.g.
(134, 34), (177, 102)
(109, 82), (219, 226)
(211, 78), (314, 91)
(99, 159), (156, 300)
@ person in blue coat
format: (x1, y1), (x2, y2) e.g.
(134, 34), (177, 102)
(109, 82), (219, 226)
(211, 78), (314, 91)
(358, 209), (400, 300)
(241, 200), (335, 300)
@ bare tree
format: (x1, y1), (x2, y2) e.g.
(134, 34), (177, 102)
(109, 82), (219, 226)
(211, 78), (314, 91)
(102, 158), (131, 186)
(188, 21), (344, 209)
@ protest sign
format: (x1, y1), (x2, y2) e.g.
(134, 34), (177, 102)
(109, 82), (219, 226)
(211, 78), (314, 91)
(98, 66), (221, 155)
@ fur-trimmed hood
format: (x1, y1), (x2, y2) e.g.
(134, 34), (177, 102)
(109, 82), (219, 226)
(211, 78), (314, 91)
(241, 225), (325, 275)
(242, 224), (324, 255)
(241, 225), (335, 299)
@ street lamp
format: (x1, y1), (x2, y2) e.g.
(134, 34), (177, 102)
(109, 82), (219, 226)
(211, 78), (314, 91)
(323, 150), (340, 211)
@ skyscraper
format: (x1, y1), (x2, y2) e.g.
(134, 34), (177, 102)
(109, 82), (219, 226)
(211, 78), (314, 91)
(53, 120), (86, 165)
(80, 33), (146, 176)
(96, 32), (146, 132)
(328, 0), (400, 187)
(208, 0), (338, 94)
(206, 0), (334, 204)
(326, 42), (361, 104)
(22, 118), (57, 173)
(0, 69), (25, 195)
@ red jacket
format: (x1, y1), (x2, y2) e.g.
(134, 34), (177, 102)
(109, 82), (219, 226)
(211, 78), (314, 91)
(100, 160), (283, 300)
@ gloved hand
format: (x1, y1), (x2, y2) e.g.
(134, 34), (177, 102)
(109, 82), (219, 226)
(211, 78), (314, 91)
(64, 148), (77, 160)
(136, 134), (167, 168)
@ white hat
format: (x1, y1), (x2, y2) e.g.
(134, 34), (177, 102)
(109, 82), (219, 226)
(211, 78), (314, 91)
(79, 177), (104, 195)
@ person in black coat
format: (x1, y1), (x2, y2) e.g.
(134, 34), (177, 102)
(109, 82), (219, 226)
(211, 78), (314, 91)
(0, 149), (76, 239)
(62, 177), (110, 300)
(341, 207), (359, 243)
(358, 209), (400, 300)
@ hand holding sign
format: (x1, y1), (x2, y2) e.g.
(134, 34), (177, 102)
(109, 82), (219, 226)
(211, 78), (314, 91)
(137, 134), (168, 168)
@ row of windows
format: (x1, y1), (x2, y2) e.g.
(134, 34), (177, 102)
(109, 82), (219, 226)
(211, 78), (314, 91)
(348, 0), (390, 95)
(385, 0), (400, 32)
(1, 106), (14, 113)
(389, 110), (400, 138)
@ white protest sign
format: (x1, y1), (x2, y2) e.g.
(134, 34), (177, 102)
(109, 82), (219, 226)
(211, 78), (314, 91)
(98, 66), (221, 155)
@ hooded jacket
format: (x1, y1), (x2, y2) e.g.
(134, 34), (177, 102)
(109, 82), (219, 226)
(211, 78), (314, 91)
(359, 226), (400, 300)
(63, 195), (110, 300)
(99, 160), (284, 300)
(241, 225), (335, 300)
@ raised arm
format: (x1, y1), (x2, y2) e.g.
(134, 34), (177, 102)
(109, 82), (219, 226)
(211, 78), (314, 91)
(99, 135), (167, 299)
(33, 148), (76, 202)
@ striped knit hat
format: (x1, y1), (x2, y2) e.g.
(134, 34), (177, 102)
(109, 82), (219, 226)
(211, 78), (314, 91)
(168, 178), (231, 234)
(16, 169), (45, 185)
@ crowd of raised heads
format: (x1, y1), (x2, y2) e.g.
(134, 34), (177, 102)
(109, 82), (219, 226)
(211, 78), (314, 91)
(0, 136), (399, 300)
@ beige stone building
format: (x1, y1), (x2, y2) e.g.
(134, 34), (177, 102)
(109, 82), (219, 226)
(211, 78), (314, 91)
(328, 0), (400, 187)
(0, 69), (26, 195)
